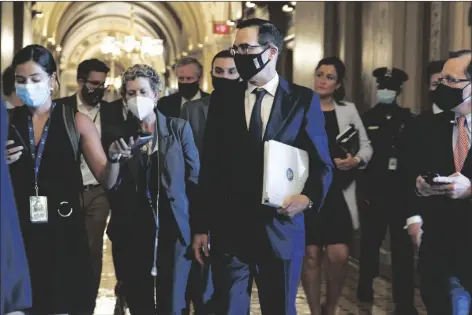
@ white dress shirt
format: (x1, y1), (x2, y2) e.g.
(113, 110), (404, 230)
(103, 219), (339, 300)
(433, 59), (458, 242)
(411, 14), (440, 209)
(245, 75), (280, 137)
(181, 90), (202, 108)
(77, 94), (101, 186)
(406, 112), (472, 227)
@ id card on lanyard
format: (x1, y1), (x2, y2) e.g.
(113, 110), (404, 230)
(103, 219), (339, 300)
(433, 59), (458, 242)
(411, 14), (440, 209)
(28, 103), (56, 224)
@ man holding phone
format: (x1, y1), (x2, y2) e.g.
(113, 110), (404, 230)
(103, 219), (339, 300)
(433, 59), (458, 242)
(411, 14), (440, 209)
(405, 50), (471, 314)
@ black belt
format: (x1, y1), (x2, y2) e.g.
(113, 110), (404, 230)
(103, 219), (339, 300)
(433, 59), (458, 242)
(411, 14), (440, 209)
(83, 184), (100, 191)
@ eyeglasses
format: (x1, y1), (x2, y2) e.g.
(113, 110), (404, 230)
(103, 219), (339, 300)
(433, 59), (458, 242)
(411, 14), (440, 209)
(229, 44), (268, 55)
(81, 79), (107, 89)
(437, 76), (470, 85)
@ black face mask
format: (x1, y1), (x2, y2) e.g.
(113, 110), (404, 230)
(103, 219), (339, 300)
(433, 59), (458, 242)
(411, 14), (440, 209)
(211, 76), (240, 91)
(81, 85), (105, 106)
(431, 83), (471, 111)
(178, 82), (200, 100)
(234, 47), (270, 81)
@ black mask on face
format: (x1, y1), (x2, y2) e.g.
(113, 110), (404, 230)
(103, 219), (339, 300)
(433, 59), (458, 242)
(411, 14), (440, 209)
(431, 83), (471, 111)
(81, 85), (105, 106)
(178, 82), (200, 100)
(211, 76), (240, 91)
(234, 47), (270, 81)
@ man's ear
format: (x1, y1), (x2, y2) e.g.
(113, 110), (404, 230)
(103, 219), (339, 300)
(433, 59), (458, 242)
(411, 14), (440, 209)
(268, 46), (278, 61)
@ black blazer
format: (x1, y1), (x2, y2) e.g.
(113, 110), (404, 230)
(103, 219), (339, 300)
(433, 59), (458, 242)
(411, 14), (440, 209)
(157, 90), (209, 118)
(405, 111), (472, 273)
(107, 110), (200, 246)
(54, 94), (124, 150)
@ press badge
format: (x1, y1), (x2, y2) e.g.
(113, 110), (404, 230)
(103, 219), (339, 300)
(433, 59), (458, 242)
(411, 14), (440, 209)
(388, 157), (398, 171)
(30, 196), (48, 223)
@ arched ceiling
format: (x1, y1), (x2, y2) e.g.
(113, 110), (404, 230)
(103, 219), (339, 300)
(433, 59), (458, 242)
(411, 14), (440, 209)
(33, 1), (216, 72)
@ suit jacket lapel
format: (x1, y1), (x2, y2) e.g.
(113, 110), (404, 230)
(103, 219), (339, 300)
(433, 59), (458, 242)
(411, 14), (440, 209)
(438, 112), (456, 171)
(263, 77), (293, 141)
(156, 111), (171, 184)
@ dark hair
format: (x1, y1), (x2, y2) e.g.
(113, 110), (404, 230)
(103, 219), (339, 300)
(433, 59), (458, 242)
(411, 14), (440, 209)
(175, 56), (203, 78)
(12, 44), (57, 78)
(449, 50), (472, 78)
(315, 56), (346, 105)
(2, 66), (15, 97)
(211, 50), (233, 68)
(237, 18), (283, 53)
(77, 58), (110, 81)
(425, 60), (446, 84)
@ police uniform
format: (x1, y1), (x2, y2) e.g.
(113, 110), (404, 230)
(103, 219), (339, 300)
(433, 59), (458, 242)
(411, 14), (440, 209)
(356, 67), (418, 315)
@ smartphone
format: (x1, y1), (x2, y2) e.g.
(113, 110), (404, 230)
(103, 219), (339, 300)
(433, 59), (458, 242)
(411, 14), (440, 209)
(422, 172), (442, 186)
(130, 132), (153, 150)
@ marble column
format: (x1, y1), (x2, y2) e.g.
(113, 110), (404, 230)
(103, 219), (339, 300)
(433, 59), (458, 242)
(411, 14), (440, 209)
(338, 2), (363, 110)
(449, 1), (471, 51)
(293, 2), (325, 89)
(1, 2), (15, 74)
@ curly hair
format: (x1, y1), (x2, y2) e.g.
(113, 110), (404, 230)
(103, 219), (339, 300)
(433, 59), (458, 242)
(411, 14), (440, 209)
(120, 64), (163, 97)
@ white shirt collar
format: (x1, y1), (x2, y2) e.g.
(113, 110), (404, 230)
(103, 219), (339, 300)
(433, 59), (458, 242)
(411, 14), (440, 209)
(432, 103), (443, 114)
(181, 90), (202, 105)
(246, 74), (279, 97)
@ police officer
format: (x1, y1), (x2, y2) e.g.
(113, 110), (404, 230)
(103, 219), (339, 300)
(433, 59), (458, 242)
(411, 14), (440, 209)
(357, 67), (418, 315)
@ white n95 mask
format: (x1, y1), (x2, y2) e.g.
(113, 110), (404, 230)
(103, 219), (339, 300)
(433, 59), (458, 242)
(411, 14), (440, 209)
(127, 96), (155, 120)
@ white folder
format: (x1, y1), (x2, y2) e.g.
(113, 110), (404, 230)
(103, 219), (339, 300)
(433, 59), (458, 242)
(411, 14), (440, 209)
(262, 140), (309, 208)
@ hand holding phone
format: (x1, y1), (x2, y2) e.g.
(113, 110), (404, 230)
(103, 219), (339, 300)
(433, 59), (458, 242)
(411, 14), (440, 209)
(130, 132), (153, 151)
(421, 172), (442, 186)
(5, 140), (24, 165)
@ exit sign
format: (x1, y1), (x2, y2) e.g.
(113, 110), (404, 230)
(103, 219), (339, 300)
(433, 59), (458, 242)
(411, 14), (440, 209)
(213, 23), (230, 35)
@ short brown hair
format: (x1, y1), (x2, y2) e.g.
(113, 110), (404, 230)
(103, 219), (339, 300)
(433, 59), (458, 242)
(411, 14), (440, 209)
(175, 56), (203, 78)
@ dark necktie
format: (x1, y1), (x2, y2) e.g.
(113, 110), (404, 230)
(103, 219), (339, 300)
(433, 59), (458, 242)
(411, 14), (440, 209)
(249, 88), (267, 143)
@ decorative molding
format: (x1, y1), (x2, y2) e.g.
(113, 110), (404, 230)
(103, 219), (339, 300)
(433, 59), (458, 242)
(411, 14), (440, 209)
(429, 2), (442, 61)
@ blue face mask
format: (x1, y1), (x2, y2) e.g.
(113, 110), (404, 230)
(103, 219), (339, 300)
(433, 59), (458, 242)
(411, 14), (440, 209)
(376, 89), (397, 104)
(15, 80), (50, 108)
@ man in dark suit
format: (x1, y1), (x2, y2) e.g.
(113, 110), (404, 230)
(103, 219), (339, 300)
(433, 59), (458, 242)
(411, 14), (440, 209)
(1, 99), (32, 315)
(180, 49), (239, 315)
(406, 50), (472, 314)
(181, 49), (240, 152)
(158, 56), (209, 118)
(55, 58), (123, 314)
(192, 18), (333, 315)
(357, 67), (418, 314)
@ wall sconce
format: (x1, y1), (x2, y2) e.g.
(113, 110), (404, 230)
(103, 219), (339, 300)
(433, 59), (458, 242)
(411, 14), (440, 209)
(32, 10), (44, 19)
(245, 2), (256, 9)
(282, 3), (296, 13)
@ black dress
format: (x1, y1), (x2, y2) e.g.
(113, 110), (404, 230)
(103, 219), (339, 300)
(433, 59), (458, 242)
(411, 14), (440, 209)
(8, 105), (94, 313)
(305, 109), (353, 246)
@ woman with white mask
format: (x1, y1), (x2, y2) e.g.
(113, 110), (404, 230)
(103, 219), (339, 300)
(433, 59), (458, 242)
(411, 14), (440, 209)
(106, 64), (200, 315)
(5, 44), (129, 314)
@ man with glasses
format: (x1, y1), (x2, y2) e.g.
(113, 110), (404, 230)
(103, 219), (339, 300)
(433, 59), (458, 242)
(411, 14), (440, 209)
(192, 18), (333, 315)
(56, 58), (120, 314)
(405, 50), (472, 314)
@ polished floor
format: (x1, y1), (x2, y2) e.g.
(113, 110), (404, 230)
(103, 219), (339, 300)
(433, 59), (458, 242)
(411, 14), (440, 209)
(95, 236), (426, 315)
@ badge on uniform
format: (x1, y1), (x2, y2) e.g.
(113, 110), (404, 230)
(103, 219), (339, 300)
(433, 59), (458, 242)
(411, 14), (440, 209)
(30, 196), (48, 223)
(368, 125), (379, 130)
(388, 157), (398, 171)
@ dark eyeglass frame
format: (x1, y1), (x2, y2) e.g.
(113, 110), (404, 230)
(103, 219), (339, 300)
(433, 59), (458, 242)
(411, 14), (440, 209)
(437, 76), (471, 85)
(229, 44), (269, 56)
(80, 79), (107, 89)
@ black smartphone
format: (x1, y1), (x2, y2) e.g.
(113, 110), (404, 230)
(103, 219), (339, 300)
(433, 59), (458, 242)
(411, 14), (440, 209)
(421, 172), (442, 186)
(130, 132), (153, 150)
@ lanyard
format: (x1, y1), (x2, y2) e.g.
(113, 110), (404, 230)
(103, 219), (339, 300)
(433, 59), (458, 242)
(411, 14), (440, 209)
(143, 130), (159, 230)
(92, 109), (100, 123)
(28, 103), (56, 196)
